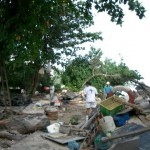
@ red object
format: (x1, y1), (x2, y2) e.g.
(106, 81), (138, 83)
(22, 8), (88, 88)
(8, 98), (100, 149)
(108, 88), (135, 104)
(44, 86), (50, 91)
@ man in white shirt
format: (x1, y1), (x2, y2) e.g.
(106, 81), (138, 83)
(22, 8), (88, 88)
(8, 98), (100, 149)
(83, 81), (98, 117)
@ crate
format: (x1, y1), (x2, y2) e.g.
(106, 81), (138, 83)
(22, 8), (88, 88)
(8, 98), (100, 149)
(100, 96), (125, 116)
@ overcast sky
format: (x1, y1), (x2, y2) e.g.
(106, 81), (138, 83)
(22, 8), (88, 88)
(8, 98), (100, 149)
(78, 0), (150, 86)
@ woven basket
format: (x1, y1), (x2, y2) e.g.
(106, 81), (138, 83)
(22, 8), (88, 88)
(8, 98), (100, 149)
(46, 110), (58, 120)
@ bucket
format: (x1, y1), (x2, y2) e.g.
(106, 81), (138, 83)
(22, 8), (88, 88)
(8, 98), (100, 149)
(99, 116), (116, 134)
(114, 113), (130, 127)
(47, 123), (60, 133)
(44, 107), (58, 120)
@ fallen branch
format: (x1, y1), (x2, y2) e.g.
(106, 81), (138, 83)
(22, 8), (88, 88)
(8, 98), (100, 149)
(82, 73), (120, 86)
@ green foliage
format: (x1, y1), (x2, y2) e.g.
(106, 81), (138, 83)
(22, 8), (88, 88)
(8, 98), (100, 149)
(62, 56), (92, 91)
(62, 48), (143, 92)
(0, 0), (145, 93)
(70, 115), (79, 125)
(93, 0), (145, 25)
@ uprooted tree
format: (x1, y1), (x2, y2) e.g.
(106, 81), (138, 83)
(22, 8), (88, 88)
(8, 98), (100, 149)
(61, 47), (143, 91)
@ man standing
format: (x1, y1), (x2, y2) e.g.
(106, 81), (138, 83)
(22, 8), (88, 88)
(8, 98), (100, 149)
(104, 81), (112, 99)
(83, 81), (98, 120)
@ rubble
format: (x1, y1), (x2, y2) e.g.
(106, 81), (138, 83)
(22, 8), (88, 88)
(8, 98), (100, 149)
(0, 82), (150, 149)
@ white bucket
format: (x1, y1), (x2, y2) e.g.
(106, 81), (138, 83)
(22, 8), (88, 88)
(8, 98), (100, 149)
(99, 116), (116, 134)
(47, 123), (60, 134)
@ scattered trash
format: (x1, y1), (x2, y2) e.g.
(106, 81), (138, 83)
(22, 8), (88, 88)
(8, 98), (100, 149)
(99, 116), (116, 134)
(68, 140), (79, 150)
(47, 123), (61, 134)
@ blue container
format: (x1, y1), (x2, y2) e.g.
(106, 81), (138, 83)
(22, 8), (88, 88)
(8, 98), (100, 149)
(113, 113), (130, 127)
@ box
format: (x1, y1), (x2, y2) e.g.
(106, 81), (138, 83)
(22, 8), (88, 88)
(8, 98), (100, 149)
(100, 96), (124, 116)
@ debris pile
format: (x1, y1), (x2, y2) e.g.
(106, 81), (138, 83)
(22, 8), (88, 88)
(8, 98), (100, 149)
(0, 82), (150, 150)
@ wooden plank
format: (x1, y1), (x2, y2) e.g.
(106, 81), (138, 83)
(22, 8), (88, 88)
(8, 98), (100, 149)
(41, 134), (85, 144)
(138, 115), (150, 126)
(101, 126), (150, 143)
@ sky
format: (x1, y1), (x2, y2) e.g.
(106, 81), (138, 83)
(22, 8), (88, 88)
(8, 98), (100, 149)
(77, 0), (150, 86)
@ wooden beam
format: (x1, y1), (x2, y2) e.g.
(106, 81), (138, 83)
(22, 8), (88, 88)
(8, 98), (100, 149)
(101, 126), (150, 143)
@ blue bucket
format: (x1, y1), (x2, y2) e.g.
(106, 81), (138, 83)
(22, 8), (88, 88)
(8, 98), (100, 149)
(113, 113), (130, 127)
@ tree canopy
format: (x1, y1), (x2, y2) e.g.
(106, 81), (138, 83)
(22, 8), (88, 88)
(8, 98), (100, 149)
(62, 47), (143, 91)
(0, 0), (146, 93)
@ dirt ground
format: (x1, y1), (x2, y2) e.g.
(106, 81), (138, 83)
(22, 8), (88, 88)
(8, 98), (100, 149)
(0, 97), (98, 150)
(1, 95), (149, 150)
(1, 131), (70, 150)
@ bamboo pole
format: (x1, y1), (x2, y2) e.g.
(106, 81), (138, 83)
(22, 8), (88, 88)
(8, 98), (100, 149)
(101, 126), (150, 143)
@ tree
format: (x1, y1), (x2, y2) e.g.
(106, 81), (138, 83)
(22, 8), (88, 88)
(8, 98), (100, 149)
(1, 0), (102, 94)
(0, 0), (146, 94)
(61, 48), (143, 91)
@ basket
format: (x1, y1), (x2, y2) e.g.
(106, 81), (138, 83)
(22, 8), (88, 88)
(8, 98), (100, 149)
(100, 96), (124, 116)
(46, 110), (58, 120)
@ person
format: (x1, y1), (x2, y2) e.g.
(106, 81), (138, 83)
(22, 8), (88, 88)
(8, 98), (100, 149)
(103, 81), (112, 99)
(49, 85), (61, 107)
(83, 81), (98, 119)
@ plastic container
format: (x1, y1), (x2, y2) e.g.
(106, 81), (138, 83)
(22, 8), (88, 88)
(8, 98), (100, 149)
(47, 123), (60, 133)
(99, 116), (116, 134)
(113, 113), (130, 127)
(100, 96), (124, 116)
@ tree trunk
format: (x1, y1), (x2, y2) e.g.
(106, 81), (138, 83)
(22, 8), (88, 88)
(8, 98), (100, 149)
(27, 70), (40, 95)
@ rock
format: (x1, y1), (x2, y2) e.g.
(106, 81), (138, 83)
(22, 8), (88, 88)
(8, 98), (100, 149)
(4, 114), (50, 134)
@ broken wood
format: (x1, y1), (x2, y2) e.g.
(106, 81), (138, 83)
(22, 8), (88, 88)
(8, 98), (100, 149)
(81, 110), (100, 129)
(138, 115), (150, 127)
(101, 126), (150, 143)
(59, 125), (89, 135)
(41, 134), (85, 144)
(79, 111), (101, 150)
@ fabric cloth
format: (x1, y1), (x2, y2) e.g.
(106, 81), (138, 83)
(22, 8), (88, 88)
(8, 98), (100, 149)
(104, 85), (112, 94)
(85, 102), (97, 108)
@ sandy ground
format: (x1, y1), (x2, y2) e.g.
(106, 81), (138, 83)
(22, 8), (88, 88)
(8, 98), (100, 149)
(3, 131), (70, 150)
(1, 97), (145, 150)
(0, 98), (90, 150)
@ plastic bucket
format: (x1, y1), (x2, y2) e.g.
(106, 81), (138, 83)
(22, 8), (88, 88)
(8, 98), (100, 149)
(47, 123), (60, 133)
(99, 116), (116, 133)
(114, 113), (130, 127)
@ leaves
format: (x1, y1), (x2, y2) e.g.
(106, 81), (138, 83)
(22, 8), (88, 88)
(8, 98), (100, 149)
(62, 48), (143, 91)
(0, 0), (145, 93)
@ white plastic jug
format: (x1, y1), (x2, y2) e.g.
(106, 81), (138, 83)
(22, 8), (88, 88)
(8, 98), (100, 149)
(47, 123), (60, 133)
(99, 116), (116, 134)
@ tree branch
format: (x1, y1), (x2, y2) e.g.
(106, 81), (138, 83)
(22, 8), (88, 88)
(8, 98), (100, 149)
(82, 73), (120, 87)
